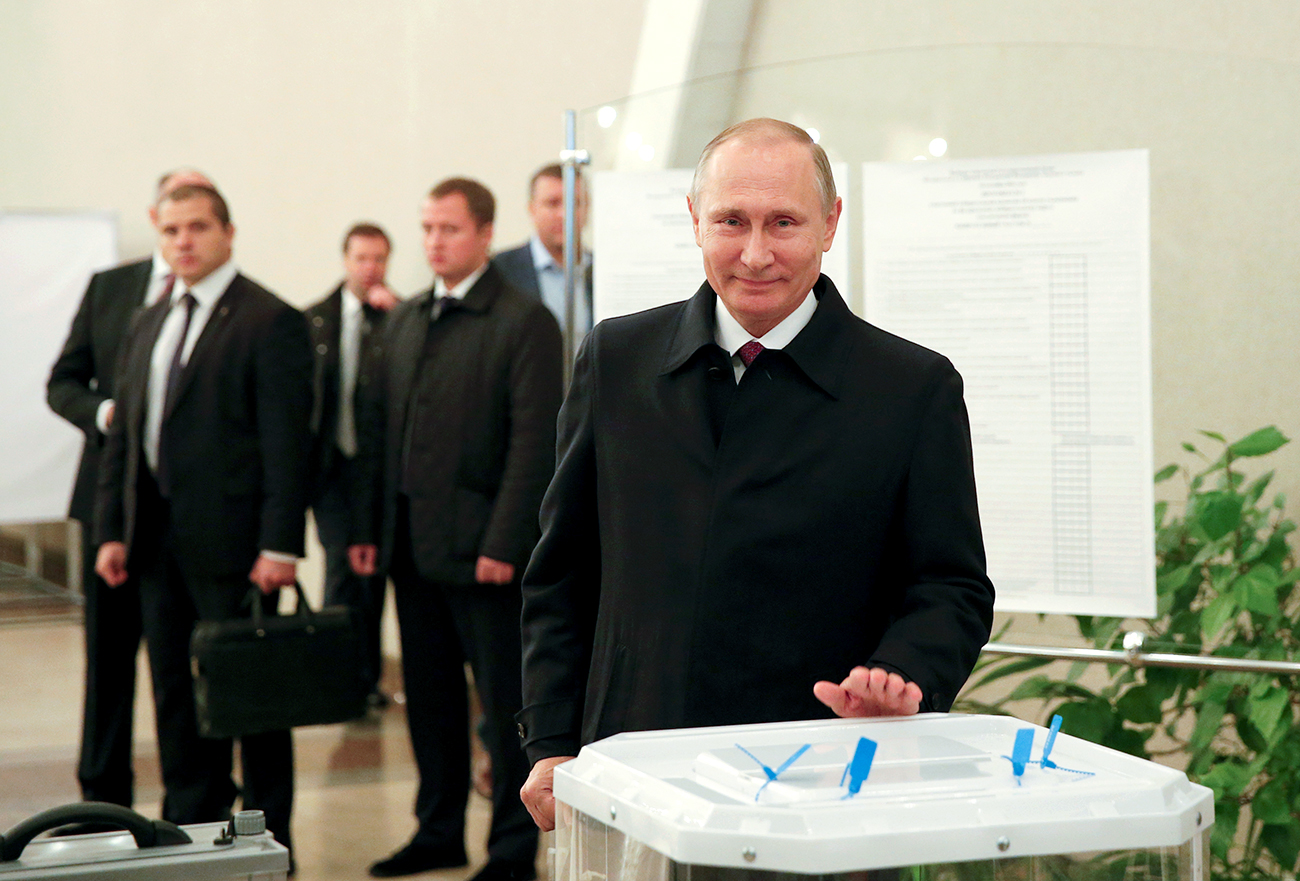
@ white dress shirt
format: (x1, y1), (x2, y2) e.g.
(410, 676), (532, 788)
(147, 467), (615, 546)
(713, 285), (819, 382)
(336, 288), (365, 457)
(144, 260), (238, 472)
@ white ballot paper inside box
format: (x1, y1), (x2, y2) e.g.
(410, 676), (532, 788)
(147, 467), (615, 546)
(553, 714), (1212, 880)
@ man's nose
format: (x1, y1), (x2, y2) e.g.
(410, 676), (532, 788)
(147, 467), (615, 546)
(740, 228), (773, 269)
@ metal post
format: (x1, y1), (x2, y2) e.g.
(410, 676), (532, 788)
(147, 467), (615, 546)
(560, 109), (590, 385)
(983, 633), (1300, 677)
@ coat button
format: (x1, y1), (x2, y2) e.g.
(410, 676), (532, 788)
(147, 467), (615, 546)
(316, 343), (328, 355)
(516, 722), (526, 739)
(312, 315), (324, 326)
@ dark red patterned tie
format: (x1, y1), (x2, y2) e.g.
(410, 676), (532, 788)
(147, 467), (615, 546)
(738, 339), (764, 367)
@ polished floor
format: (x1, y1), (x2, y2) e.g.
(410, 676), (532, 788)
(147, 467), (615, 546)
(0, 612), (520, 880)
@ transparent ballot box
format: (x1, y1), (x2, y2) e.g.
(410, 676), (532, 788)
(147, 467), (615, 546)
(552, 714), (1212, 881)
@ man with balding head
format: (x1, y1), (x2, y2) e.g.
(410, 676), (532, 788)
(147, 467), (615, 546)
(47, 167), (212, 812)
(518, 118), (996, 830)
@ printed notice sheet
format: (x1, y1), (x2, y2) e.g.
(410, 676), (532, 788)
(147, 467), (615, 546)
(592, 166), (850, 321)
(862, 150), (1154, 617)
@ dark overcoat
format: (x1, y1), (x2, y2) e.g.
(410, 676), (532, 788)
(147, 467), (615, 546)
(518, 275), (996, 760)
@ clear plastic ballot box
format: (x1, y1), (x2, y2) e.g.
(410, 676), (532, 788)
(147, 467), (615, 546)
(0, 803), (289, 880)
(551, 714), (1213, 881)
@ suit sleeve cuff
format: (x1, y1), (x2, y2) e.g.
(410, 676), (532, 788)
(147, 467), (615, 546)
(95, 399), (115, 435)
(259, 550), (299, 564)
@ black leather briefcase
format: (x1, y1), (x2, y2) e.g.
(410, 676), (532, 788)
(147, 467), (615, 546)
(189, 583), (369, 739)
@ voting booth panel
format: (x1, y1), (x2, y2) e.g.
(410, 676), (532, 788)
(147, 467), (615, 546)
(553, 714), (1211, 881)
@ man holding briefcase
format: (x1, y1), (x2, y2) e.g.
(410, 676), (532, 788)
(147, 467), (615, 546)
(94, 184), (313, 853)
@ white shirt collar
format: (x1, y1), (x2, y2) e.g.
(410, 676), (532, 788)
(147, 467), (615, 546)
(150, 251), (171, 283)
(434, 261), (489, 300)
(714, 286), (818, 356)
(174, 260), (238, 309)
(341, 284), (364, 318)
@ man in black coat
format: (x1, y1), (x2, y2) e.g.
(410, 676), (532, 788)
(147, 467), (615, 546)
(350, 178), (562, 880)
(518, 118), (996, 831)
(46, 168), (211, 810)
(94, 184), (312, 850)
(304, 222), (396, 702)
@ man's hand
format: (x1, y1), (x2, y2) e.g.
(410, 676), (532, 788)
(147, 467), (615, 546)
(348, 543), (378, 576)
(366, 284), (400, 312)
(813, 666), (923, 718)
(475, 556), (515, 585)
(520, 755), (574, 832)
(94, 542), (129, 587)
(249, 555), (296, 594)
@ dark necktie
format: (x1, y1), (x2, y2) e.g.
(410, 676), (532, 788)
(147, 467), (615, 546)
(431, 295), (455, 321)
(738, 339), (764, 367)
(156, 292), (196, 497)
(164, 292), (197, 416)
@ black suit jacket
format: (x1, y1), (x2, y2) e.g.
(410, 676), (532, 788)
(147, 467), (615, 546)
(518, 276), (996, 761)
(491, 241), (594, 315)
(47, 258), (152, 523)
(491, 244), (542, 299)
(95, 272), (313, 599)
(353, 263), (563, 585)
(304, 284), (384, 499)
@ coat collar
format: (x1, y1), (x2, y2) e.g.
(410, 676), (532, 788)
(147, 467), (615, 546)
(659, 274), (855, 400)
(416, 262), (503, 317)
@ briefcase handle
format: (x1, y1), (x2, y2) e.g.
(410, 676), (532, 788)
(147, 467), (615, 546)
(0, 802), (192, 861)
(243, 581), (320, 635)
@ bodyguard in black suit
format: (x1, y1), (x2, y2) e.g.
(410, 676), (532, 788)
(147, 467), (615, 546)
(518, 119), (996, 831)
(351, 179), (561, 880)
(95, 184), (312, 850)
(305, 223), (395, 700)
(46, 168), (212, 808)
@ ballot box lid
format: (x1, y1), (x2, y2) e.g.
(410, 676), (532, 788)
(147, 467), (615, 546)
(554, 713), (1214, 874)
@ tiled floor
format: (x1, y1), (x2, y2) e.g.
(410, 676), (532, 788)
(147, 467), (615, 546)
(0, 615), (513, 880)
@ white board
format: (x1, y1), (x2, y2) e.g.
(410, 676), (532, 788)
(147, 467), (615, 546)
(0, 212), (118, 524)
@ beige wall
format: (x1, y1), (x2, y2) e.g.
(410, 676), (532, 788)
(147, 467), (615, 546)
(0, 0), (646, 305)
(8, 0), (1299, 621)
(729, 1), (1300, 535)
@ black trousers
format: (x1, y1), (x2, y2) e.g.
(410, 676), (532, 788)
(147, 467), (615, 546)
(133, 479), (294, 850)
(390, 501), (537, 864)
(313, 453), (385, 692)
(76, 517), (142, 807)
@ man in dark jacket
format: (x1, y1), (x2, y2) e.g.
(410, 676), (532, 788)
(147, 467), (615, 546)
(350, 178), (562, 880)
(304, 222), (396, 702)
(518, 119), (996, 831)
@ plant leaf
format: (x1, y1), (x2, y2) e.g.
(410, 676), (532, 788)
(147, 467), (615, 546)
(1228, 425), (1289, 458)
(1232, 565), (1281, 617)
(1249, 685), (1291, 741)
(1154, 464), (1178, 483)
(1115, 686), (1165, 724)
(1261, 823), (1300, 873)
(1251, 779), (1294, 824)
(1200, 593), (1237, 642)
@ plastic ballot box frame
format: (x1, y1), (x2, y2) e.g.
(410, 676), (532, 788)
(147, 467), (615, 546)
(552, 713), (1214, 881)
(0, 804), (289, 880)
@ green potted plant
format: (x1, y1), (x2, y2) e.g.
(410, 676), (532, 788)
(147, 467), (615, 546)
(959, 427), (1300, 880)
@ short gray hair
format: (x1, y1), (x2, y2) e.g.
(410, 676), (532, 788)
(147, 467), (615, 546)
(689, 118), (836, 215)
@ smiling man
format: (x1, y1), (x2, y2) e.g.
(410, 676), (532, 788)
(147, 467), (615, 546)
(94, 184), (312, 853)
(349, 178), (561, 880)
(517, 118), (997, 830)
